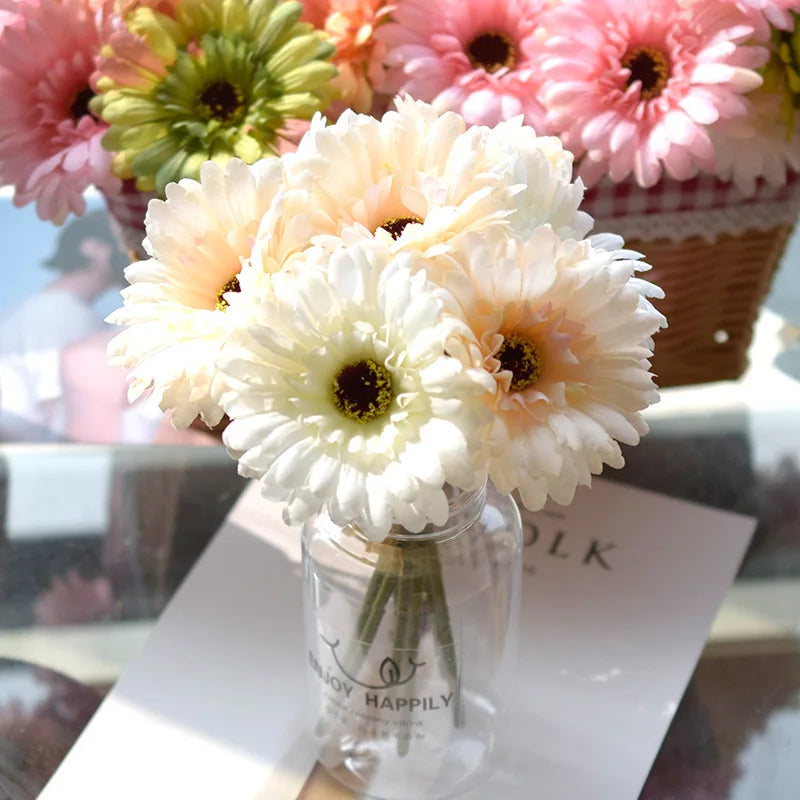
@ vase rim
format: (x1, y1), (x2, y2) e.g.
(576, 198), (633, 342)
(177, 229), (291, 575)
(384, 480), (488, 543)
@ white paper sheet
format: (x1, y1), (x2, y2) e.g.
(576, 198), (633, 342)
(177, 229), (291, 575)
(40, 479), (756, 800)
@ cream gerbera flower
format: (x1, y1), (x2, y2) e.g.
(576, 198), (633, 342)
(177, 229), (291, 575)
(107, 157), (286, 427)
(436, 227), (666, 511)
(253, 97), (591, 267)
(218, 240), (492, 540)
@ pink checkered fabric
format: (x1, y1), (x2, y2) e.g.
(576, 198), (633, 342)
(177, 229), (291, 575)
(582, 171), (800, 220)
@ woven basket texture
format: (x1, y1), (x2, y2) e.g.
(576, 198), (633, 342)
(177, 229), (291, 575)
(632, 225), (793, 388)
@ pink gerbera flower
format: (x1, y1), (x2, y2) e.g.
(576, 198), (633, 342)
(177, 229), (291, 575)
(0, 0), (41, 35)
(733, 0), (799, 35)
(0, 0), (119, 223)
(536, 0), (766, 187)
(376, 0), (548, 129)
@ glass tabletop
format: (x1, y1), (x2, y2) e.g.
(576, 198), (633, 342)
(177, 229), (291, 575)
(1, 199), (799, 797)
(1, 380), (799, 797)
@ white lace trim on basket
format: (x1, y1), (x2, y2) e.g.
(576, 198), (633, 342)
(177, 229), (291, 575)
(590, 201), (800, 244)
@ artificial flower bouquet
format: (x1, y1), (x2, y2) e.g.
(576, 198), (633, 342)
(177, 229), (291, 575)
(103, 99), (666, 795)
(105, 99), (666, 510)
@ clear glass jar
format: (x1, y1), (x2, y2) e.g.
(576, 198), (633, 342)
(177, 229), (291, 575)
(301, 481), (523, 800)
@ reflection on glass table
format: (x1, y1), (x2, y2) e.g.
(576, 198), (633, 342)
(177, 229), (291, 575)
(1, 372), (798, 797)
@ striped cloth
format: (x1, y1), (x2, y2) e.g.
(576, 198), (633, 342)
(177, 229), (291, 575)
(583, 171), (800, 219)
(100, 171), (800, 244)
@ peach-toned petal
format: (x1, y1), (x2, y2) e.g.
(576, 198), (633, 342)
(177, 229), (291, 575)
(434, 226), (665, 511)
(301, 0), (389, 114)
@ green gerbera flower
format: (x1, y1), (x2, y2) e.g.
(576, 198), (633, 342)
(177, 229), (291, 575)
(93, 0), (337, 192)
(761, 12), (800, 135)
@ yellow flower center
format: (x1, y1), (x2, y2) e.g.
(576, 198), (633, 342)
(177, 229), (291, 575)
(466, 31), (516, 74)
(622, 46), (670, 100)
(197, 81), (244, 122)
(378, 216), (424, 240)
(496, 333), (542, 392)
(332, 359), (394, 423)
(215, 276), (241, 311)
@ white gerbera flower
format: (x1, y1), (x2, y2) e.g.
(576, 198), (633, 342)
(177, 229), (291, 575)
(710, 90), (800, 197)
(252, 97), (591, 267)
(218, 240), (492, 540)
(436, 227), (666, 511)
(107, 158), (285, 427)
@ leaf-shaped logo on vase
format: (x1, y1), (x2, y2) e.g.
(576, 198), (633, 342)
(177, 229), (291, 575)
(379, 657), (401, 686)
(319, 636), (425, 690)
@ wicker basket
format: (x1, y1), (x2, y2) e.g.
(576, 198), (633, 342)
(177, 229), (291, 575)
(626, 226), (793, 387)
(584, 174), (800, 388)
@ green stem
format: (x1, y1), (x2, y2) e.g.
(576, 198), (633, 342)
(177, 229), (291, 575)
(392, 571), (413, 654)
(393, 553), (424, 757)
(344, 561), (398, 678)
(346, 539), (463, 746)
(423, 544), (463, 727)
(358, 569), (398, 649)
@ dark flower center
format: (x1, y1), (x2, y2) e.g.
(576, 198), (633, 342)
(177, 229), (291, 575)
(332, 359), (394, 423)
(215, 276), (241, 311)
(379, 216), (423, 240)
(70, 86), (96, 122)
(466, 31), (516, 74)
(496, 333), (542, 392)
(621, 46), (670, 100)
(198, 81), (244, 122)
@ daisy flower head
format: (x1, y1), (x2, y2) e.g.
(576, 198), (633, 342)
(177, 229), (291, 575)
(0, 0), (120, 223)
(106, 157), (287, 427)
(435, 227), (666, 512)
(536, 0), (767, 187)
(301, 0), (391, 114)
(93, 0), (337, 192)
(377, 0), (548, 128)
(218, 240), (493, 540)
(253, 98), (591, 269)
(710, 89), (800, 195)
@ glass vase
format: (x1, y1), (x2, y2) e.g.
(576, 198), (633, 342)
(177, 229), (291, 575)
(301, 481), (523, 800)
